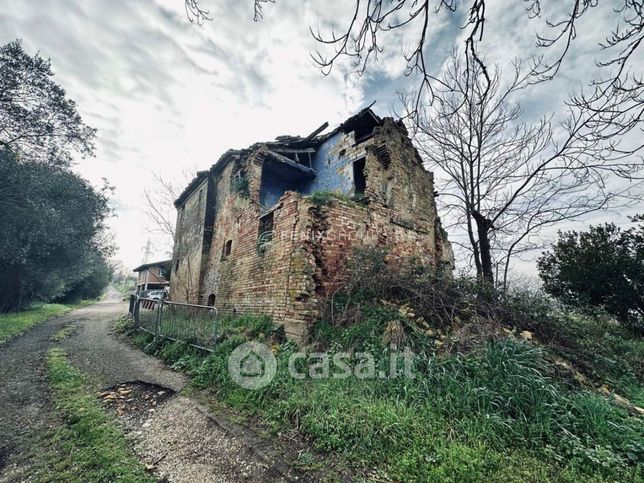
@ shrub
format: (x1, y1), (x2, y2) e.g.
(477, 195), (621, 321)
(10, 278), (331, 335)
(308, 190), (357, 208)
(337, 246), (511, 332)
(538, 217), (644, 334)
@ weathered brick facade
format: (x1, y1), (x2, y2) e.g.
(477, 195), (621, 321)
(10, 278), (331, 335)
(170, 108), (453, 342)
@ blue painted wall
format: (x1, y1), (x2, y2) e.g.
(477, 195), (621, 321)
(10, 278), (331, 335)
(301, 132), (355, 195)
(259, 132), (359, 209)
(259, 170), (306, 208)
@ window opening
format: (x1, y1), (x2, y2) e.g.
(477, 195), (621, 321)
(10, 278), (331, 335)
(222, 240), (232, 259)
(257, 212), (274, 255)
(353, 158), (366, 194)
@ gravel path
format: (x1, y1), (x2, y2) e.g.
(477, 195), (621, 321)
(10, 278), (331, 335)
(0, 307), (68, 480)
(60, 289), (187, 392)
(0, 289), (299, 482)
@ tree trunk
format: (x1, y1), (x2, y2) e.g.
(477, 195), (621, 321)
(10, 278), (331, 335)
(472, 211), (494, 285)
(466, 211), (483, 276)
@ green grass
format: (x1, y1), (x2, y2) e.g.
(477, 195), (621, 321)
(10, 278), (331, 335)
(0, 302), (80, 343)
(126, 308), (644, 482)
(307, 190), (363, 207)
(115, 282), (136, 297)
(43, 348), (154, 482)
(51, 324), (77, 341)
(508, 293), (644, 406)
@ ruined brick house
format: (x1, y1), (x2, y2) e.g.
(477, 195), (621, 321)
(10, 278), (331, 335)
(169, 108), (453, 342)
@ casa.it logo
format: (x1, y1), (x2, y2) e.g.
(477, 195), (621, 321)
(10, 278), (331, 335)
(228, 342), (277, 389)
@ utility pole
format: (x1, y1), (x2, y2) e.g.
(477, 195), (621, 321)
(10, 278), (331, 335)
(141, 238), (152, 264)
(140, 238), (152, 294)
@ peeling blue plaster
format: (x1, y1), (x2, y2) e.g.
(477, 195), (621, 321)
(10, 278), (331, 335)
(259, 132), (363, 209)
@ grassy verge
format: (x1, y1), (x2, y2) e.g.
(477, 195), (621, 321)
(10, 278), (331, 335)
(0, 302), (84, 343)
(115, 282), (135, 298)
(124, 311), (643, 482)
(51, 324), (77, 341)
(43, 348), (153, 482)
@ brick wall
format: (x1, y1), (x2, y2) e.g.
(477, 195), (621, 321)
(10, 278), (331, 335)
(169, 177), (209, 303)
(170, 116), (453, 343)
(136, 268), (167, 287)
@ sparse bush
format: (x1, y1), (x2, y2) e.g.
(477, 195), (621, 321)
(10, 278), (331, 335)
(338, 248), (643, 394)
(231, 172), (250, 197)
(338, 246), (505, 331)
(308, 190), (357, 208)
(308, 190), (334, 207)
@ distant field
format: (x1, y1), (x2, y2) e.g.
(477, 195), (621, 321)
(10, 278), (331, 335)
(0, 300), (95, 343)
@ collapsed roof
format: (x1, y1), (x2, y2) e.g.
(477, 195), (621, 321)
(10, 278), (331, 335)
(174, 107), (383, 207)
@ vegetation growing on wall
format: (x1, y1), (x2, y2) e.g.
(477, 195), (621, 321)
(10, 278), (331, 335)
(231, 171), (250, 198)
(308, 190), (358, 208)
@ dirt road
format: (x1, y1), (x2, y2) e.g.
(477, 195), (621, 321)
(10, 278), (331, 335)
(0, 289), (297, 482)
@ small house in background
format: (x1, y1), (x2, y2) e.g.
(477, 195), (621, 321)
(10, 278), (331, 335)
(132, 260), (171, 294)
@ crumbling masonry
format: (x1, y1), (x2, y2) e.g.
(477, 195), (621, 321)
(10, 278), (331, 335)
(170, 108), (453, 342)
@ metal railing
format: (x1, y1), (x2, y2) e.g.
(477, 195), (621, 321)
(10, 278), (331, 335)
(130, 296), (218, 352)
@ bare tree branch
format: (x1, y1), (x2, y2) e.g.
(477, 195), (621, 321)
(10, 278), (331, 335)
(409, 50), (643, 286)
(184, 0), (274, 24)
(142, 171), (195, 255)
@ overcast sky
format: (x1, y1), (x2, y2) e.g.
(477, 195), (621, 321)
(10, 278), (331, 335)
(2, 1), (642, 276)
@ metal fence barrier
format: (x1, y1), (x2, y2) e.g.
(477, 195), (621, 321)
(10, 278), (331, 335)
(130, 296), (218, 352)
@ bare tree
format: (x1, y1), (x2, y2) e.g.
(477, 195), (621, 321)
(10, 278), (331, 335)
(310, 1), (491, 115)
(182, 1), (642, 121)
(184, 0), (212, 24)
(311, 1), (643, 114)
(143, 171), (201, 302)
(142, 173), (186, 251)
(409, 51), (643, 286)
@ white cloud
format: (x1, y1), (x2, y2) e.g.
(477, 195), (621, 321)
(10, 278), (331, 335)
(1, 0), (641, 277)
(0, 0), (366, 269)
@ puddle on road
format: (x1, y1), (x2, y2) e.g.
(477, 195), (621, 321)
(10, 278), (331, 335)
(98, 381), (175, 424)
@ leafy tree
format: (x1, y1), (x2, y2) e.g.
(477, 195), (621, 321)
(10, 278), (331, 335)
(0, 39), (110, 310)
(0, 39), (95, 167)
(59, 253), (114, 302)
(0, 149), (112, 311)
(537, 216), (644, 332)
